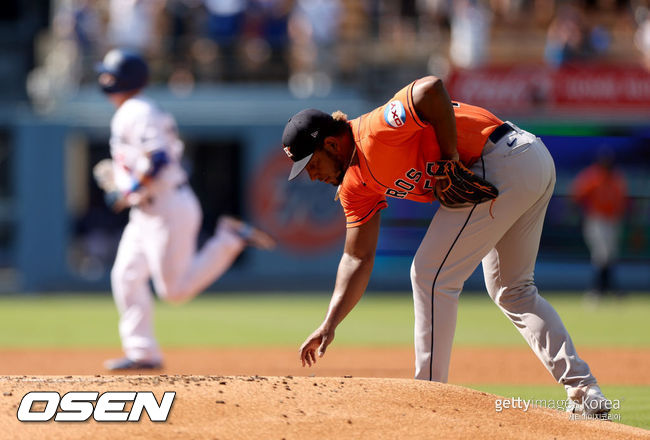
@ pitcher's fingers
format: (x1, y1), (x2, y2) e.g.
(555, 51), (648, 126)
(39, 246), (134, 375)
(318, 337), (329, 357)
(300, 347), (311, 367)
(310, 350), (317, 366)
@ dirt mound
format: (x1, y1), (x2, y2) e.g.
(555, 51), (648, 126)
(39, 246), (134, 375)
(1, 375), (647, 440)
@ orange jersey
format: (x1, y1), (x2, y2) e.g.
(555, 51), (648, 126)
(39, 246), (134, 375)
(339, 80), (503, 228)
(571, 164), (627, 219)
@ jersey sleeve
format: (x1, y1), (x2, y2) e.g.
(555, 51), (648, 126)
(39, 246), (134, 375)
(338, 166), (388, 228)
(365, 80), (429, 145)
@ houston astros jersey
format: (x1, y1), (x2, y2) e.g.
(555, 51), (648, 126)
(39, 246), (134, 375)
(338, 81), (503, 228)
(110, 94), (187, 195)
(571, 164), (627, 219)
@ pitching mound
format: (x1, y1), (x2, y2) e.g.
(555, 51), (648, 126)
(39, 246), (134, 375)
(1, 375), (647, 440)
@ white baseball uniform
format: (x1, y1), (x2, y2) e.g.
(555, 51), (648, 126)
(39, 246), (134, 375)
(108, 94), (245, 363)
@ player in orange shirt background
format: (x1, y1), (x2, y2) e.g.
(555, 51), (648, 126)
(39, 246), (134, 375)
(571, 148), (628, 300)
(282, 76), (612, 418)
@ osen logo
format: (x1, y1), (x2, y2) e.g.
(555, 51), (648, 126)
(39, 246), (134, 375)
(384, 100), (406, 128)
(17, 391), (176, 422)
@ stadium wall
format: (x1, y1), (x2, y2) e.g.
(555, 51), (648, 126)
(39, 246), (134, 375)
(2, 85), (649, 292)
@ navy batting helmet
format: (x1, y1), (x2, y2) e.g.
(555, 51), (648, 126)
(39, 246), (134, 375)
(96, 49), (149, 94)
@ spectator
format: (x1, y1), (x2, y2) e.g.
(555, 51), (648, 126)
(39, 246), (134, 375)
(288, 0), (341, 97)
(163, 0), (203, 95)
(164, 0), (202, 66)
(72, 0), (104, 58)
(634, 4), (650, 70)
(241, 0), (292, 80)
(417, 0), (450, 35)
(448, 0), (491, 69)
(544, 3), (610, 68)
(571, 148), (628, 300)
(106, 0), (164, 55)
(203, 0), (248, 80)
(26, 0), (88, 112)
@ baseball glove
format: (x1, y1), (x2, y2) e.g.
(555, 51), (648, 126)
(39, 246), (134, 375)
(431, 160), (499, 208)
(93, 159), (128, 212)
(93, 159), (117, 193)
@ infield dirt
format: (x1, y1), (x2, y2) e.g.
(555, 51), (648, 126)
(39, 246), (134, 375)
(2, 375), (649, 440)
(1, 347), (649, 439)
(1, 347), (648, 384)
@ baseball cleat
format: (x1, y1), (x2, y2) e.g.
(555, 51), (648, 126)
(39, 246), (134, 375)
(104, 357), (163, 371)
(218, 216), (276, 250)
(566, 384), (612, 419)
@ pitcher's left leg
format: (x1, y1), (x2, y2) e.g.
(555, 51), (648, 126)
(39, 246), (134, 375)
(483, 188), (596, 388)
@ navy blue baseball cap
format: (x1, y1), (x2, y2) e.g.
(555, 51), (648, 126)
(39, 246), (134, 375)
(282, 109), (334, 180)
(95, 48), (149, 94)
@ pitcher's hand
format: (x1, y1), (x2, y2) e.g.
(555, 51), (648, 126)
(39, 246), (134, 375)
(299, 326), (335, 367)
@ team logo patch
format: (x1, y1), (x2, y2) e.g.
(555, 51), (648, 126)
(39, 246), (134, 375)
(384, 100), (406, 128)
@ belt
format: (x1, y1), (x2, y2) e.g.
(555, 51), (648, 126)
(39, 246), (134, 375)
(488, 122), (514, 144)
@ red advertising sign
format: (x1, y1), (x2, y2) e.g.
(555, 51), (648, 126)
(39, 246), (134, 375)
(446, 65), (650, 113)
(552, 66), (650, 107)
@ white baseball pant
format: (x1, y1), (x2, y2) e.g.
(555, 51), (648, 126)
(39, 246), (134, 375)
(411, 124), (596, 390)
(111, 185), (245, 363)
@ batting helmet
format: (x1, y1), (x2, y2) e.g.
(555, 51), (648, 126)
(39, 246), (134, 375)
(96, 49), (149, 94)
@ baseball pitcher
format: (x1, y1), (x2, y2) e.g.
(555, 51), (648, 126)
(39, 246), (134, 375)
(285, 76), (611, 418)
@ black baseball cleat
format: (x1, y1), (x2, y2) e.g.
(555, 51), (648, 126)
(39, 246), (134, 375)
(104, 357), (163, 371)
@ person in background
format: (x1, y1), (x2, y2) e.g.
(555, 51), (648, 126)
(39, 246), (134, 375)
(94, 48), (275, 370)
(571, 148), (628, 300)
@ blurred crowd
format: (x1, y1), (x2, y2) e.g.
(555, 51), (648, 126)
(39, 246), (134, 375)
(26, 0), (650, 107)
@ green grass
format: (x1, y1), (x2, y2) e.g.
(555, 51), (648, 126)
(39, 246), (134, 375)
(471, 384), (650, 430)
(454, 293), (650, 347)
(1, 292), (648, 431)
(0, 292), (649, 348)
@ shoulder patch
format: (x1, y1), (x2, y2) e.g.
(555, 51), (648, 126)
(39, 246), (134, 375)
(384, 100), (406, 128)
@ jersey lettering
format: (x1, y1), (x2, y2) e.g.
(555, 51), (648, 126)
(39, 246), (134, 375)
(425, 162), (440, 177)
(395, 179), (415, 191)
(341, 81), (503, 226)
(385, 188), (407, 198)
(406, 168), (422, 182)
(386, 165), (438, 199)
